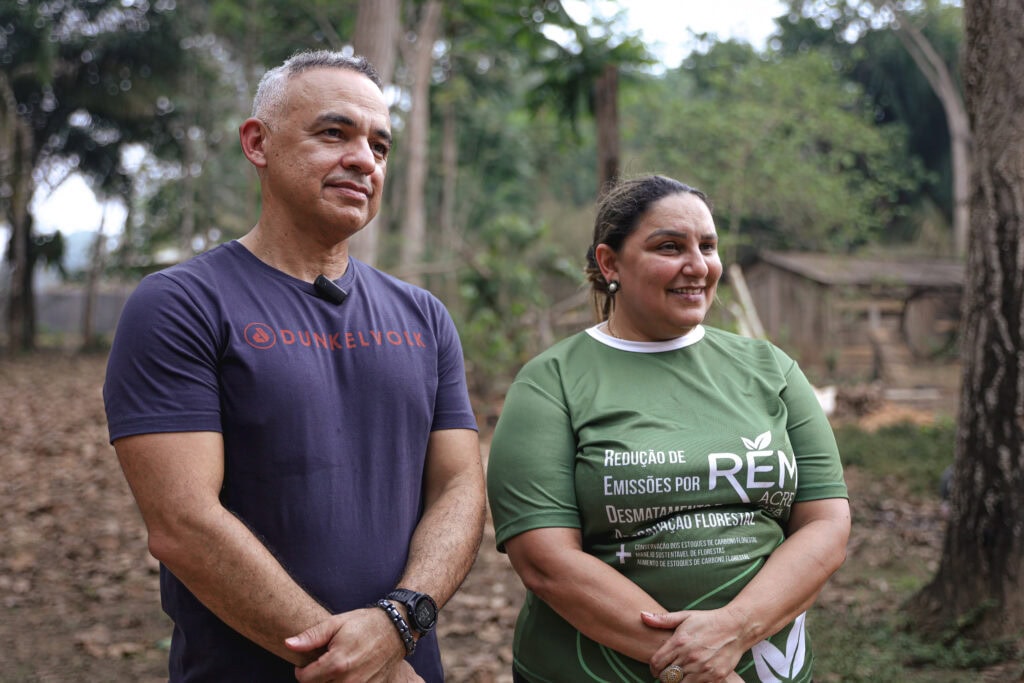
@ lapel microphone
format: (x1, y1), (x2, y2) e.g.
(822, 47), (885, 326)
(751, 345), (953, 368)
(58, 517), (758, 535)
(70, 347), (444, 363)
(314, 274), (349, 305)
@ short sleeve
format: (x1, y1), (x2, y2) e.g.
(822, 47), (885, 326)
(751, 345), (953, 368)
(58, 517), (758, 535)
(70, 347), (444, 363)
(428, 303), (478, 433)
(103, 273), (223, 442)
(486, 363), (581, 552)
(773, 346), (848, 502)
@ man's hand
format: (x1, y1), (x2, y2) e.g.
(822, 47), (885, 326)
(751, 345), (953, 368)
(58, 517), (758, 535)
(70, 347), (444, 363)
(286, 607), (409, 682)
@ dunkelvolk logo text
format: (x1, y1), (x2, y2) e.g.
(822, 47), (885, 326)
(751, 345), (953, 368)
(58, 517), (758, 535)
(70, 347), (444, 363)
(243, 322), (428, 352)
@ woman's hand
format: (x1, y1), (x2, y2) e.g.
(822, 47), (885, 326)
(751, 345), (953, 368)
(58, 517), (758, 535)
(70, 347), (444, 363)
(643, 607), (747, 683)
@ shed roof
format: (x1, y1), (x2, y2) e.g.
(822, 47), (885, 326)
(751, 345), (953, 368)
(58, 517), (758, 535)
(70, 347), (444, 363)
(756, 250), (964, 289)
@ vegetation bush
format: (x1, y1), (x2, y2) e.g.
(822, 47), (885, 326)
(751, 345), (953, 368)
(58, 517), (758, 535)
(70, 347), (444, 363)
(833, 419), (955, 496)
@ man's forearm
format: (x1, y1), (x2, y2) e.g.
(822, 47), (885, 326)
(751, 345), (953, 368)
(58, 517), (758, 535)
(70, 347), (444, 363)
(152, 505), (330, 665)
(396, 429), (486, 607)
(399, 465), (486, 606)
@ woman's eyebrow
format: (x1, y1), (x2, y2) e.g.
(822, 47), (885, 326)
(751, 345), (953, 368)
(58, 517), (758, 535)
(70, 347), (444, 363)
(644, 228), (718, 242)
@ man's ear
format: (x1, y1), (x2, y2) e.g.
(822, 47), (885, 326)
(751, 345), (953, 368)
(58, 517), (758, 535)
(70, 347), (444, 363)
(594, 243), (618, 283)
(239, 118), (269, 168)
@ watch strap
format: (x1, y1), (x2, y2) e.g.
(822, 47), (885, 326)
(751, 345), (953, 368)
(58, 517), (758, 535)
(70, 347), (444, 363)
(386, 588), (438, 635)
(374, 598), (416, 656)
(386, 588), (419, 604)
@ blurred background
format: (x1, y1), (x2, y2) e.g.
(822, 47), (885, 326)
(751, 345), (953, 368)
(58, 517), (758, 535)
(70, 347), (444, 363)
(1, 0), (966, 416)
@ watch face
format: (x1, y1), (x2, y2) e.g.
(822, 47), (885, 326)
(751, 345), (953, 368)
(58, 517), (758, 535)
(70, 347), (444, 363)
(413, 597), (437, 629)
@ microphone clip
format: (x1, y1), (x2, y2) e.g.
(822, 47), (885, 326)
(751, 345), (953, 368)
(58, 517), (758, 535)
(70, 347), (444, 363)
(314, 274), (348, 305)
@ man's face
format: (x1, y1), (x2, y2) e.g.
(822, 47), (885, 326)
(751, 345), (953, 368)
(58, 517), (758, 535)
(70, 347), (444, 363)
(260, 68), (392, 239)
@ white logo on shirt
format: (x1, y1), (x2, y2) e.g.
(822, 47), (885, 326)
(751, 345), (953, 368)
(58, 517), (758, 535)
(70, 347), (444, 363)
(707, 431), (797, 503)
(751, 611), (807, 682)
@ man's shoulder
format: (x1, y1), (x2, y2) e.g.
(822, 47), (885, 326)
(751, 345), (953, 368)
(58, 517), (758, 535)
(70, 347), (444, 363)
(169, 241), (240, 272)
(353, 259), (431, 293)
(141, 242), (241, 287)
(351, 259), (449, 311)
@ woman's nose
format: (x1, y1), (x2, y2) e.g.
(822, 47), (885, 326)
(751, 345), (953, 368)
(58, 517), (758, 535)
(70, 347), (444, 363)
(681, 250), (709, 276)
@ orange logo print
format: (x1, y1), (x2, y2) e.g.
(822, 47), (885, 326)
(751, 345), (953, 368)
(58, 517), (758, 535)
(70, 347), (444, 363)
(244, 322), (277, 350)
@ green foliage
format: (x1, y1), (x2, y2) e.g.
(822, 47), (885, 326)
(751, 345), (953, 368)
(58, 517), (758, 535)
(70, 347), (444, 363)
(813, 608), (1016, 681)
(455, 213), (580, 400)
(833, 419), (955, 495)
(206, 0), (359, 70)
(777, 0), (964, 233)
(10, 0), (968, 374)
(1, 0), (197, 189)
(525, 16), (652, 140)
(624, 48), (928, 259)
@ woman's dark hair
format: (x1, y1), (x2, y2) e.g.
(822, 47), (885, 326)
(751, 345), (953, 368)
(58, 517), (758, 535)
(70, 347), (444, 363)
(585, 175), (713, 320)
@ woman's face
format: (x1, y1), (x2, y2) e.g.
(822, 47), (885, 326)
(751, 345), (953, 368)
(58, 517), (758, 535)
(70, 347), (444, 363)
(596, 192), (722, 342)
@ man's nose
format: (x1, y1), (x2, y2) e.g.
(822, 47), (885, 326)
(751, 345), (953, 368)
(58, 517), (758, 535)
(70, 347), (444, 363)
(341, 139), (376, 173)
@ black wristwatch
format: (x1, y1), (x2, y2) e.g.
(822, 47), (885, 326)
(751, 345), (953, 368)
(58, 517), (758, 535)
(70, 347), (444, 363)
(386, 588), (438, 636)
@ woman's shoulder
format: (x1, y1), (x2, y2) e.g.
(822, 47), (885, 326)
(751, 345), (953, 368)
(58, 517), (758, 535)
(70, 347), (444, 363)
(515, 330), (597, 377)
(701, 326), (796, 366)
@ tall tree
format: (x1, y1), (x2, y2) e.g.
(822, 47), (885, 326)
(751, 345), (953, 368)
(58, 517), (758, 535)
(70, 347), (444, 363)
(1, 0), (191, 352)
(884, 1), (970, 257)
(348, 0), (401, 266)
(526, 10), (650, 196)
(907, 0), (1024, 642)
(782, 0), (969, 256)
(397, 0), (442, 283)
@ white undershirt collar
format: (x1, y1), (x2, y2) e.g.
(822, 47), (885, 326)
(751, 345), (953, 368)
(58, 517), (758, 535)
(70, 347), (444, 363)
(586, 323), (706, 352)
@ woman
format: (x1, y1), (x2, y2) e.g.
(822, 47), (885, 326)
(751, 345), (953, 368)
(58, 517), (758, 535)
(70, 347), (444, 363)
(486, 175), (850, 683)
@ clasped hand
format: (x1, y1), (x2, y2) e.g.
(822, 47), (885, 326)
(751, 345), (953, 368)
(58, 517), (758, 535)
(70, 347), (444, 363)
(642, 607), (747, 683)
(285, 607), (425, 682)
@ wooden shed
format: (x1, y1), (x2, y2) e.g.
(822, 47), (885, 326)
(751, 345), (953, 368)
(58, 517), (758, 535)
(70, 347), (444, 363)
(742, 251), (964, 390)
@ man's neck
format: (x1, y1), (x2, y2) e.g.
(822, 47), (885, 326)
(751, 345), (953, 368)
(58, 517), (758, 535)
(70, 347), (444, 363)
(238, 223), (351, 282)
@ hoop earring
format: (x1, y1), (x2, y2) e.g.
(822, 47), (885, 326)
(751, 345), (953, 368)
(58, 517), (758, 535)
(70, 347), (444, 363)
(607, 280), (620, 294)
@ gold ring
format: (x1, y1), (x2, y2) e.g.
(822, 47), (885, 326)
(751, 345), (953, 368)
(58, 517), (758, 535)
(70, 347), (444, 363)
(659, 664), (684, 683)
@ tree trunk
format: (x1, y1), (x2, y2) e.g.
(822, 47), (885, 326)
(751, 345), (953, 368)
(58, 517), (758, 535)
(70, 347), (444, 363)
(81, 208), (108, 351)
(397, 0), (441, 286)
(348, 0), (401, 267)
(594, 63), (620, 194)
(887, 2), (972, 259)
(1, 69), (37, 353)
(907, 0), (1024, 640)
(439, 94), (459, 304)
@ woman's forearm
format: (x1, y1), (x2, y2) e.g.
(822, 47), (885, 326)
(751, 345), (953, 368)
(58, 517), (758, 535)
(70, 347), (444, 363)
(506, 528), (671, 662)
(723, 499), (851, 650)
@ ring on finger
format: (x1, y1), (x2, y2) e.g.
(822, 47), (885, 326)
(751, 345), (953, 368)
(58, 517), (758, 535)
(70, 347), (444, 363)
(659, 664), (684, 683)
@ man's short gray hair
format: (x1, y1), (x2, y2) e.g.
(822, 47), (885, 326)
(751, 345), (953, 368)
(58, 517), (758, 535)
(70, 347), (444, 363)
(251, 50), (383, 122)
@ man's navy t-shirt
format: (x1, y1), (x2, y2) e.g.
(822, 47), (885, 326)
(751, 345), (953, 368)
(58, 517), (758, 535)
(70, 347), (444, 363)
(104, 241), (478, 682)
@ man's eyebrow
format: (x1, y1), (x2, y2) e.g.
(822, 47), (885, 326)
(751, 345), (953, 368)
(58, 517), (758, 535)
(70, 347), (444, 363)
(314, 113), (392, 144)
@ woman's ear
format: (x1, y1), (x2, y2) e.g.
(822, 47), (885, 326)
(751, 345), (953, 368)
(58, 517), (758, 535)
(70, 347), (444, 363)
(594, 243), (618, 283)
(239, 118), (270, 169)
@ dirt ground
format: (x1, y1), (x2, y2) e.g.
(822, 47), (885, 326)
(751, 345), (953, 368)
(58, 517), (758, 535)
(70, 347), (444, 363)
(0, 353), (1019, 682)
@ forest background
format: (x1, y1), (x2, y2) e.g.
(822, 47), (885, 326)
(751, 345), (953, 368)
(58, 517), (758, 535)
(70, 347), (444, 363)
(1, 0), (965, 397)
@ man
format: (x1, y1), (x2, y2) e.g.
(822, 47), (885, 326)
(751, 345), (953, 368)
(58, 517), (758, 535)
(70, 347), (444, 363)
(103, 51), (485, 683)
